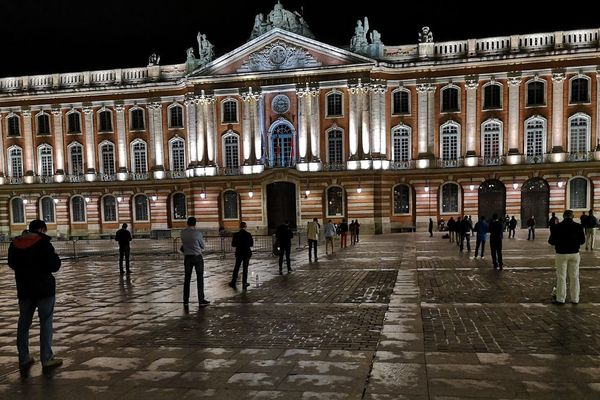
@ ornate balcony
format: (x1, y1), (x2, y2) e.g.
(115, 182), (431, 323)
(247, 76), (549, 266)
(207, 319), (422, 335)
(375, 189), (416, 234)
(219, 167), (241, 176)
(524, 154), (548, 164)
(130, 172), (149, 181)
(167, 170), (187, 179)
(8, 177), (23, 184)
(322, 162), (346, 171)
(66, 174), (85, 183)
(390, 160), (415, 170)
(478, 156), (505, 166)
(567, 152), (593, 162)
(437, 158), (464, 168)
(37, 175), (54, 184)
(99, 173), (118, 182)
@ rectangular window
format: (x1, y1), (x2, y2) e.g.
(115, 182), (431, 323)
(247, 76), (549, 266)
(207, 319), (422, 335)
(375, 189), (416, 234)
(442, 135), (458, 160)
(224, 137), (239, 169)
(70, 146), (84, 175)
(102, 147), (115, 175)
(12, 199), (25, 224)
(42, 198), (55, 223)
(483, 85), (501, 109)
(527, 82), (545, 106)
(223, 192), (239, 219)
(99, 111), (112, 132)
(170, 107), (183, 128)
(72, 197), (86, 222)
(393, 186), (410, 214)
(392, 91), (410, 114)
(38, 115), (51, 135)
(571, 79), (589, 103)
(441, 184), (459, 213)
(10, 151), (23, 178)
(327, 187), (344, 217)
(326, 94), (343, 117)
(8, 117), (20, 136)
(130, 109), (145, 130)
(40, 150), (54, 176)
(103, 197), (117, 222)
(67, 113), (81, 133)
(222, 101), (237, 123)
(133, 144), (148, 173)
(171, 142), (185, 171)
(327, 131), (343, 163)
(442, 89), (459, 112)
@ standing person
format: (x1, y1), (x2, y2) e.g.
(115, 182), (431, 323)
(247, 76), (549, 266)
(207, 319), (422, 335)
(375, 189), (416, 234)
(447, 217), (456, 243)
(180, 217), (209, 306)
(584, 209), (597, 251)
(489, 213), (504, 270)
(276, 220), (293, 274)
(504, 215), (510, 232)
(229, 221), (253, 291)
(548, 212), (559, 227)
(508, 216), (517, 239)
(8, 219), (63, 372)
(340, 219), (349, 248)
(428, 218), (434, 237)
(474, 216), (489, 259)
(324, 219), (336, 255)
(459, 215), (472, 252)
(307, 218), (320, 261)
(349, 220), (356, 245)
(548, 210), (586, 304)
(115, 223), (132, 274)
(526, 216), (536, 240)
(355, 219), (361, 242)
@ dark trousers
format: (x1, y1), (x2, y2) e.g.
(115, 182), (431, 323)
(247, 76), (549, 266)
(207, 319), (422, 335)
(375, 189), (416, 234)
(528, 227), (535, 240)
(508, 228), (515, 238)
(278, 244), (291, 270)
(231, 255), (250, 285)
(475, 238), (486, 257)
(340, 232), (347, 248)
(119, 248), (130, 272)
(490, 239), (503, 268)
(17, 296), (55, 365)
(183, 255), (205, 303)
(460, 234), (471, 252)
(308, 239), (318, 260)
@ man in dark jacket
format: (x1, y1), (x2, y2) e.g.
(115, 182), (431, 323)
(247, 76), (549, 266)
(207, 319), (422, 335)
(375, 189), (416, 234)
(548, 210), (586, 304)
(276, 220), (294, 274)
(229, 221), (254, 291)
(489, 213), (504, 270)
(8, 219), (62, 372)
(115, 223), (132, 274)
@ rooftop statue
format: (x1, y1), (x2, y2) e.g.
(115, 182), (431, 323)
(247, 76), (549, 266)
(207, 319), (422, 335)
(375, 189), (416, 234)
(418, 26), (433, 43)
(147, 53), (160, 67)
(197, 33), (215, 65)
(350, 17), (369, 53)
(249, 1), (314, 40)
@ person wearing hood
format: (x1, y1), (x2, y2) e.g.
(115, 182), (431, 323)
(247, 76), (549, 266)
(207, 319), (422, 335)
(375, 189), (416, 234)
(8, 219), (62, 372)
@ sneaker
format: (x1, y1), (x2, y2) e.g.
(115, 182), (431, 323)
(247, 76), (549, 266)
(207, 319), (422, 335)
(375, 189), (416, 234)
(19, 357), (35, 371)
(552, 300), (565, 305)
(198, 299), (210, 306)
(42, 358), (63, 369)
(228, 282), (237, 290)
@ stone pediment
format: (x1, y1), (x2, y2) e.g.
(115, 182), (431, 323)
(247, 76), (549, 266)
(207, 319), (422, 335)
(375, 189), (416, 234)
(189, 29), (374, 77)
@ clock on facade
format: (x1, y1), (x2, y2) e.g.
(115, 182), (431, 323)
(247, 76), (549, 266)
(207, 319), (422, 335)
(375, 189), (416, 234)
(272, 94), (291, 114)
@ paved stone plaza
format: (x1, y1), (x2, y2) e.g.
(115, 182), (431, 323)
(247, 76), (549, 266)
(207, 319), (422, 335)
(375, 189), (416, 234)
(1, 230), (600, 399)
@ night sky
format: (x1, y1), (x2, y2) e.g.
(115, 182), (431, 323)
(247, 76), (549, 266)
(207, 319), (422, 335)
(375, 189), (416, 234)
(0, 0), (597, 77)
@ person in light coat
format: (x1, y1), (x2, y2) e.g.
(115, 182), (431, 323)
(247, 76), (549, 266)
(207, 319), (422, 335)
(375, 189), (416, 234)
(307, 218), (320, 261)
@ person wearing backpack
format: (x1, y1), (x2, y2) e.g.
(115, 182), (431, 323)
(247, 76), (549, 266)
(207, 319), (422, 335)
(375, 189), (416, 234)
(584, 209), (597, 251)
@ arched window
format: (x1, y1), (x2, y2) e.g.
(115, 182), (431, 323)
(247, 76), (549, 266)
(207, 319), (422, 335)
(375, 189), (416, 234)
(130, 108), (145, 131)
(98, 109), (113, 132)
(71, 196), (86, 222)
(222, 132), (239, 171)
(67, 110), (81, 134)
(11, 198), (25, 224)
(170, 138), (186, 171)
(481, 119), (502, 160)
(100, 141), (116, 175)
(68, 142), (84, 175)
(570, 76), (590, 103)
(221, 99), (238, 124)
(526, 80), (545, 106)
(568, 113), (590, 154)
(8, 146), (23, 178)
(568, 177), (589, 210)
(173, 193), (186, 220)
(38, 144), (54, 177)
(393, 184), (410, 215)
(102, 196), (117, 222)
(270, 121), (294, 167)
(7, 114), (20, 136)
(223, 191), (239, 220)
(483, 83), (501, 109)
(525, 117), (546, 158)
(131, 140), (148, 173)
(441, 183), (460, 214)
(327, 128), (343, 164)
(168, 104), (184, 128)
(392, 124), (411, 162)
(326, 91), (343, 117)
(392, 89), (410, 115)
(441, 86), (459, 112)
(37, 113), (51, 135)
(326, 186), (344, 217)
(134, 194), (149, 221)
(440, 122), (460, 160)
(40, 197), (55, 223)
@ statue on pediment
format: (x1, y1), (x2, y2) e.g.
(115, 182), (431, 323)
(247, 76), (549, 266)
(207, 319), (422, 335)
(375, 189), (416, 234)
(350, 17), (369, 53)
(418, 26), (433, 43)
(249, 1), (314, 40)
(148, 53), (160, 67)
(197, 33), (215, 65)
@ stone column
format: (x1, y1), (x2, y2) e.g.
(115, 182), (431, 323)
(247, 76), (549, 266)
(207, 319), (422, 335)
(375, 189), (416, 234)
(149, 102), (165, 177)
(253, 97), (263, 163)
(297, 92), (309, 161)
(51, 108), (65, 177)
(241, 90), (254, 164)
(0, 115), (5, 179)
(348, 89), (359, 159)
(596, 69), (600, 152)
(82, 106), (96, 175)
(551, 72), (566, 154)
(206, 99), (217, 165)
(427, 86), (436, 155)
(507, 76), (521, 157)
(361, 89), (371, 156)
(21, 109), (34, 178)
(310, 91), (321, 161)
(184, 94), (198, 170)
(115, 104), (128, 175)
(196, 101), (206, 164)
(378, 84), (388, 158)
(465, 78), (479, 165)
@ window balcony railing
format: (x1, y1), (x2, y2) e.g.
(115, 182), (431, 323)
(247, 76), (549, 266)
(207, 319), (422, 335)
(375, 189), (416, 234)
(8, 176), (23, 184)
(524, 154), (548, 164)
(37, 175), (54, 184)
(567, 152), (593, 162)
(390, 160), (414, 170)
(99, 173), (117, 182)
(130, 172), (149, 181)
(219, 167), (241, 176)
(322, 162), (346, 171)
(167, 170), (187, 179)
(479, 156), (505, 166)
(437, 158), (464, 168)
(67, 174), (85, 183)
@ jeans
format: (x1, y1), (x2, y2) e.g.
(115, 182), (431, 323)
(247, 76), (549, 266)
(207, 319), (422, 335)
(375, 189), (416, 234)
(17, 296), (55, 365)
(528, 227), (535, 240)
(119, 248), (130, 272)
(184, 255), (205, 303)
(460, 234), (471, 252)
(475, 238), (486, 257)
(555, 253), (580, 303)
(308, 239), (318, 259)
(231, 256), (250, 285)
(278, 244), (291, 270)
(325, 237), (334, 254)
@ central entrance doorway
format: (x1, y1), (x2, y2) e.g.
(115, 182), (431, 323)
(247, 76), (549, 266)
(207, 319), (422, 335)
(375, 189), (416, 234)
(521, 177), (549, 228)
(266, 182), (297, 234)
(478, 179), (506, 221)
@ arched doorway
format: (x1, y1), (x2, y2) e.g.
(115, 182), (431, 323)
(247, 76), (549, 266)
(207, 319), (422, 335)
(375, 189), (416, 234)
(478, 179), (506, 221)
(521, 177), (549, 228)
(267, 182), (297, 234)
(268, 119), (296, 167)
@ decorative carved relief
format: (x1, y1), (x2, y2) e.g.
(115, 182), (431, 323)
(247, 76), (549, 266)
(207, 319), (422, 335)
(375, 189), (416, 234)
(238, 41), (321, 72)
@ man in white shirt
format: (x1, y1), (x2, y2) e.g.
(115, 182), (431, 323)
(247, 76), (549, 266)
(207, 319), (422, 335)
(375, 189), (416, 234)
(180, 217), (209, 307)
(307, 218), (320, 261)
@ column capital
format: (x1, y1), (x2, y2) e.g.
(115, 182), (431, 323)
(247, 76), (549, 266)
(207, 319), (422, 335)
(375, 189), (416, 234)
(114, 104), (125, 113)
(552, 72), (566, 82)
(51, 107), (62, 116)
(21, 109), (31, 117)
(416, 83), (434, 93)
(507, 77), (522, 87)
(465, 78), (479, 90)
(83, 106), (94, 115)
(296, 82), (319, 97)
(148, 102), (162, 110)
(241, 87), (262, 102)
